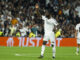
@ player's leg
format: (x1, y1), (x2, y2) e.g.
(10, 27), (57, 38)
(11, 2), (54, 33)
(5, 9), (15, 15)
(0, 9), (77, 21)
(40, 41), (47, 57)
(76, 44), (80, 55)
(51, 42), (56, 58)
(77, 44), (79, 53)
(50, 33), (56, 58)
(76, 38), (80, 55)
(39, 35), (48, 58)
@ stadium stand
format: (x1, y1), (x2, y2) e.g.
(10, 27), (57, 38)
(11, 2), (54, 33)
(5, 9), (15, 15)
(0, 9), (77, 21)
(0, 0), (80, 37)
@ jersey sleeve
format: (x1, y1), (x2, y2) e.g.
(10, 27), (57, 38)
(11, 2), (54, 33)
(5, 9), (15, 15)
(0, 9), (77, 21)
(52, 19), (58, 26)
(42, 15), (47, 21)
(75, 25), (78, 30)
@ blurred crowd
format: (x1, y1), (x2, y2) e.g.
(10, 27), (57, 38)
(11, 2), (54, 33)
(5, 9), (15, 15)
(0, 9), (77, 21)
(0, 0), (80, 38)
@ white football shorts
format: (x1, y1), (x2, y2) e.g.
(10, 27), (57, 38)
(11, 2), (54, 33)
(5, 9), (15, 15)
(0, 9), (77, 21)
(77, 38), (80, 44)
(43, 32), (55, 43)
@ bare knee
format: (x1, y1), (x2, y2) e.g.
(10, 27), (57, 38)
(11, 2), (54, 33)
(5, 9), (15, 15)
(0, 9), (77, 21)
(51, 42), (54, 47)
(43, 41), (47, 45)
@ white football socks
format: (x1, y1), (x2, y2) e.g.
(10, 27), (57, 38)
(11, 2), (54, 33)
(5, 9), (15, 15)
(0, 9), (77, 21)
(52, 46), (56, 57)
(41, 44), (56, 57)
(41, 45), (45, 56)
(77, 47), (79, 53)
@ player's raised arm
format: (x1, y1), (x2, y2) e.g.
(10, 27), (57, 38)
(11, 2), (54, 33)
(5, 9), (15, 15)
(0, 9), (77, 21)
(36, 9), (47, 21)
(35, 4), (47, 21)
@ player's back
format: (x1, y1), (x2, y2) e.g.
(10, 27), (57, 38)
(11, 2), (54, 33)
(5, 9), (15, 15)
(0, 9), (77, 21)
(76, 23), (80, 38)
(42, 15), (58, 34)
(76, 23), (80, 32)
(44, 18), (55, 32)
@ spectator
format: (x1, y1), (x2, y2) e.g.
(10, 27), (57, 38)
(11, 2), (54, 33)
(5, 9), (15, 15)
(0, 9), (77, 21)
(9, 25), (17, 36)
(31, 24), (38, 36)
(0, 0), (80, 38)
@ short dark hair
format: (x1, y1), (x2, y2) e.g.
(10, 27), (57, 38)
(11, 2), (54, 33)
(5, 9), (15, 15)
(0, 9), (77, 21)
(45, 10), (51, 19)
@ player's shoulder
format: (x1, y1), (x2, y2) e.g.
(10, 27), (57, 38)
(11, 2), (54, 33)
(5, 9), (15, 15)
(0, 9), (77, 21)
(51, 18), (57, 23)
(42, 15), (45, 17)
(50, 17), (55, 21)
(42, 15), (47, 20)
(42, 15), (46, 18)
(76, 23), (80, 26)
(76, 23), (80, 29)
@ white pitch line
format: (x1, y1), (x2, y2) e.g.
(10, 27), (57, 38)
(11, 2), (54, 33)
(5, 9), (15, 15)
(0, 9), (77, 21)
(15, 53), (39, 57)
(15, 54), (21, 56)
(14, 53), (78, 57)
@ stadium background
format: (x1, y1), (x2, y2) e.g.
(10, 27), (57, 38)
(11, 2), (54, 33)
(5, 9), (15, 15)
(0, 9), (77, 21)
(0, 0), (80, 37)
(0, 0), (80, 60)
(0, 37), (77, 47)
(0, 0), (79, 47)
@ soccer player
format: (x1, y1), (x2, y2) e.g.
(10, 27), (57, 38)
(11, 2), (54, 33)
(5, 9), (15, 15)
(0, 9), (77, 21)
(38, 10), (58, 59)
(75, 23), (80, 55)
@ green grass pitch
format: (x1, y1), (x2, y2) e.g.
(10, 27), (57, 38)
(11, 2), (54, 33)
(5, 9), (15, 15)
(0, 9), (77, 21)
(0, 47), (80, 60)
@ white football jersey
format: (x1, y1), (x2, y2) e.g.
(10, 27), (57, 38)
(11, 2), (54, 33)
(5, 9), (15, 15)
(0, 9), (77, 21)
(75, 23), (80, 38)
(42, 15), (58, 35)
